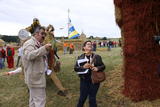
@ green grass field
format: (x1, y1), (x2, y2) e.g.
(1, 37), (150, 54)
(0, 47), (123, 107)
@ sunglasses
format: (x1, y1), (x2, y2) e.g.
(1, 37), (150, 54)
(39, 32), (46, 39)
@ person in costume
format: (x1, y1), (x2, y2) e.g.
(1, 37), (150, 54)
(44, 24), (68, 96)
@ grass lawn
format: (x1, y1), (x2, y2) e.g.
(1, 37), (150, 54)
(0, 47), (123, 107)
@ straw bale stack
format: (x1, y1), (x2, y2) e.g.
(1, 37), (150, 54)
(114, 0), (160, 101)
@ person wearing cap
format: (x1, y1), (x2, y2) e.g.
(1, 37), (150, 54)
(22, 26), (51, 107)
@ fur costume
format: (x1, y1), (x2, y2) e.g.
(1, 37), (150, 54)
(44, 25), (59, 71)
(26, 18), (41, 34)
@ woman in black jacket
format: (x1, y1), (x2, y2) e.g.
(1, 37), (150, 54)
(74, 40), (105, 107)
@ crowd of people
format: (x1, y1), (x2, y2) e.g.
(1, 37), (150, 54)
(0, 18), (110, 107)
(0, 44), (15, 69)
(62, 39), (121, 55)
(22, 18), (106, 107)
(98, 40), (121, 51)
(63, 42), (75, 54)
(0, 39), (119, 70)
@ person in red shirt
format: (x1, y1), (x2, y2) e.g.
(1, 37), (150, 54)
(6, 45), (15, 68)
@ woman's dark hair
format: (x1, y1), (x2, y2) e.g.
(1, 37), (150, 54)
(82, 40), (92, 51)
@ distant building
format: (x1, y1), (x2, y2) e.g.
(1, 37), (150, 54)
(79, 32), (86, 40)
(95, 37), (100, 40)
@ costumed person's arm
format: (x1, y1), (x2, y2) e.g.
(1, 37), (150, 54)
(54, 52), (59, 59)
(54, 47), (59, 59)
(52, 39), (59, 59)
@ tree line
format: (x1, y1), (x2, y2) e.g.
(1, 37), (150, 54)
(0, 35), (20, 43)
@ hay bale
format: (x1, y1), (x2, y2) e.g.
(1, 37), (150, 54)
(114, 0), (122, 8)
(114, 0), (160, 101)
(115, 6), (122, 27)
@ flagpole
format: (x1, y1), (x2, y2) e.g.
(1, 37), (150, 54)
(68, 9), (70, 37)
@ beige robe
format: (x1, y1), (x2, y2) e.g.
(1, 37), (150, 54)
(22, 37), (47, 88)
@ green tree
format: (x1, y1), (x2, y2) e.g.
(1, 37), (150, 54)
(101, 37), (107, 40)
(1, 35), (20, 43)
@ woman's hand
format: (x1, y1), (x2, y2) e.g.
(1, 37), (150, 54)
(83, 63), (92, 69)
(91, 67), (98, 72)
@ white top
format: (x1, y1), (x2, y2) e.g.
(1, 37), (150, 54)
(76, 55), (94, 74)
(18, 47), (23, 56)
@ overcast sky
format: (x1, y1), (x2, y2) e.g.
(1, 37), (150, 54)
(0, 0), (121, 38)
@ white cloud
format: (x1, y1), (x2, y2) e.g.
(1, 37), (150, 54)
(0, 0), (121, 38)
(0, 21), (25, 35)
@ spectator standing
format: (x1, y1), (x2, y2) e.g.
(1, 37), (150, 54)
(22, 26), (51, 107)
(0, 46), (6, 69)
(6, 45), (15, 69)
(74, 40), (105, 107)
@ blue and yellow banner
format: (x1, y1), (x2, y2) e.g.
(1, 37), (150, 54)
(68, 18), (80, 39)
